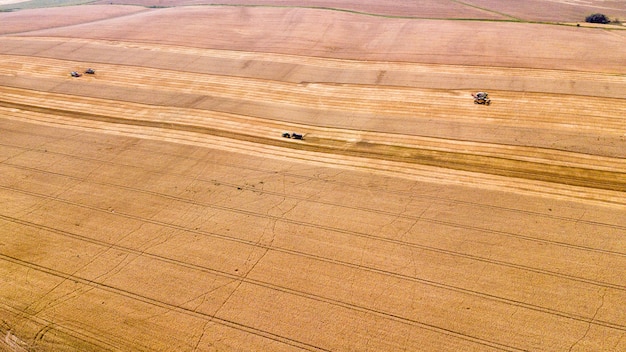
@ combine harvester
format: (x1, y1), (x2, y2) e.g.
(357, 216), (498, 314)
(70, 68), (95, 77)
(282, 132), (304, 140)
(472, 91), (491, 105)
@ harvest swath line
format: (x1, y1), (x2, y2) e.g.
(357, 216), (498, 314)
(3, 119), (624, 239)
(5, 54), (624, 122)
(4, 123), (621, 232)
(2, 132), (624, 278)
(2, 99), (625, 193)
(2, 174), (626, 323)
(2, 212), (622, 352)
(2, 125), (624, 258)
(4, 40), (625, 84)
(5, 134), (626, 255)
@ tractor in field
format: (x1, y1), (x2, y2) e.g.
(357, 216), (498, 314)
(70, 71), (82, 77)
(282, 132), (304, 140)
(84, 68), (95, 74)
(472, 91), (491, 105)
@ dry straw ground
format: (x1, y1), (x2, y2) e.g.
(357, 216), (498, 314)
(0, 1), (625, 351)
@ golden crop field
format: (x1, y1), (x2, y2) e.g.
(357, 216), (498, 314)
(1, 1), (625, 351)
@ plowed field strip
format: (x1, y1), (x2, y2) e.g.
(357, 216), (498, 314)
(2, 99), (625, 192)
(0, 255), (332, 352)
(2, 213), (624, 349)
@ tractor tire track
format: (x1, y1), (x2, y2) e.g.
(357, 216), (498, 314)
(0, 254), (331, 352)
(3, 122), (625, 233)
(2, 185), (626, 334)
(0, 217), (620, 352)
(1, 121), (625, 231)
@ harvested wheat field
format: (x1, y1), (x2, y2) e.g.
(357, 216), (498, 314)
(0, 1), (625, 351)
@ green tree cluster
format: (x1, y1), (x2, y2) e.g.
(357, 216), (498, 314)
(585, 13), (610, 24)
